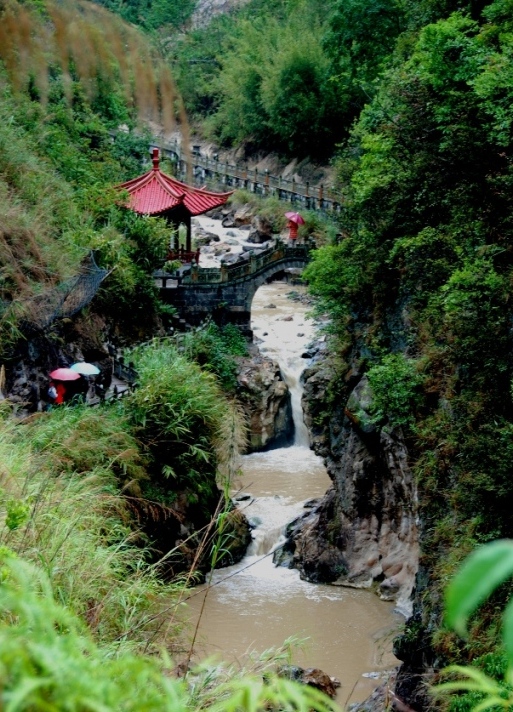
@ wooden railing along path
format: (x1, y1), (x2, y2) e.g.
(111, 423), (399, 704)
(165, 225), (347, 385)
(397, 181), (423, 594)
(149, 138), (342, 213)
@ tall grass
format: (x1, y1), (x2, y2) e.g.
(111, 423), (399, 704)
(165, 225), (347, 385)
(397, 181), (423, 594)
(0, 405), (181, 656)
(128, 339), (246, 493)
(0, 0), (179, 133)
(0, 557), (338, 711)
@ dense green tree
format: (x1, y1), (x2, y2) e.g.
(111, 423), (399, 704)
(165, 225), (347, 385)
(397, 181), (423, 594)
(207, 5), (347, 156)
(305, 5), (513, 701)
(324, 0), (406, 106)
(95, 0), (196, 30)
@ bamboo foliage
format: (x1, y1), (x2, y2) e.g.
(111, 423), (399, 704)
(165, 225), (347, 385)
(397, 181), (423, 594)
(0, 0), (182, 134)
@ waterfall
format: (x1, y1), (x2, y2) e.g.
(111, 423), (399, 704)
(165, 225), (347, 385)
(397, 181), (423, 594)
(279, 356), (310, 448)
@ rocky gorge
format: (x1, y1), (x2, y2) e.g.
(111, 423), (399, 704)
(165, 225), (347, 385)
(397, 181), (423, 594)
(275, 356), (419, 614)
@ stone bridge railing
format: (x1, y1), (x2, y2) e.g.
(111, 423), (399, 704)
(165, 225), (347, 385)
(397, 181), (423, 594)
(154, 242), (310, 289)
(154, 242), (311, 333)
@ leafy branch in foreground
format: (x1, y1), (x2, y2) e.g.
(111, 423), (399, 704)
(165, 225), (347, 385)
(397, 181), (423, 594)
(435, 540), (513, 710)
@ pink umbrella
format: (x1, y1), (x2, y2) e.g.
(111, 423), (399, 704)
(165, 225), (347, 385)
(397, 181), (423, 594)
(285, 211), (305, 225)
(49, 368), (81, 381)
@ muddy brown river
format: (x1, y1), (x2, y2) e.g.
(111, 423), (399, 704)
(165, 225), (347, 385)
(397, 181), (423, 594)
(184, 281), (401, 704)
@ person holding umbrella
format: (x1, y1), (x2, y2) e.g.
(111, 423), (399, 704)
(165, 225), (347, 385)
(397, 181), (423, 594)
(70, 362), (101, 403)
(285, 211), (305, 245)
(48, 368), (81, 406)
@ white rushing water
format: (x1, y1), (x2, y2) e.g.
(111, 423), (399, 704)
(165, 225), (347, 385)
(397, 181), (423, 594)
(184, 281), (400, 704)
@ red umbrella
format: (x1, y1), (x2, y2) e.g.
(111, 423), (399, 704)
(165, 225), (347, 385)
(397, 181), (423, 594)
(285, 211), (305, 225)
(49, 368), (81, 381)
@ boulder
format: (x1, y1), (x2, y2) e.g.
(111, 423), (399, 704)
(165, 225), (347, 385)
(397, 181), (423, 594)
(276, 665), (341, 699)
(246, 229), (268, 244)
(220, 253), (239, 265)
(237, 352), (293, 451)
(233, 204), (254, 226)
(194, 235), (213, 247)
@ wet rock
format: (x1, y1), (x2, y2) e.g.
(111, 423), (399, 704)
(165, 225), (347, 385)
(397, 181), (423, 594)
(247, 229), (268, 244)
(237, 353), (293, 452)
(217, 508), (252, 567)
(234, 493), (252, 502)
(194, 235), (213, 247)
(288, 369), (419, 606)
(276, 665), (341, 699)
(213, 244), (232, 255)
(349, 670), (399, 712)
(280, 315), (293, 322)
(253, 214), (273, 237)
(265, 303), (277, 309)
(220, 253), (239, 265)
(233, 204), (254, 225)
(222, 217), (236, 228)
(206, 208), (224, 220)
(297, 332), (305, 337)
(246, 215), (274, 244)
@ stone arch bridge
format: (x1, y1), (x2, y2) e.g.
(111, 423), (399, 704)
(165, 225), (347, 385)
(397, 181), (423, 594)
(154, 242), (311, 334)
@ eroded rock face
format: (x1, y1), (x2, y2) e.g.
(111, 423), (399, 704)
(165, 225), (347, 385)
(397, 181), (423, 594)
(237, 349), (293, 452)
(279, 369), (419, 609)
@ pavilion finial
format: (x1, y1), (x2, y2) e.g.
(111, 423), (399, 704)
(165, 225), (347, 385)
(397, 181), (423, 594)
(152, 148), (159, 170)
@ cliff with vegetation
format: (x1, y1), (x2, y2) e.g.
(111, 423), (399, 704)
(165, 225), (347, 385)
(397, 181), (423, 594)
(300, 3), (513, 708)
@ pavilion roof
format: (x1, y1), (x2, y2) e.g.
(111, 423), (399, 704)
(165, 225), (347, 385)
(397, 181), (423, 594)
(116, 149), (233, 217)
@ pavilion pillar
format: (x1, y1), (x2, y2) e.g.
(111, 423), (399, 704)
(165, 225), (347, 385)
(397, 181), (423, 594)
(185, 213), (192, 253)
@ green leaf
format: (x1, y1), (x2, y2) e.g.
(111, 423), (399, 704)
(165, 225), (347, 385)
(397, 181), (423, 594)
(502, 596), (513, 665)
(473, 696), (511, 712)
(445, 540), (513, 637)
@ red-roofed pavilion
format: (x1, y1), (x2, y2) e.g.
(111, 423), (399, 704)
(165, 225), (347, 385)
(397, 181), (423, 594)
(116, 148), (233, 255)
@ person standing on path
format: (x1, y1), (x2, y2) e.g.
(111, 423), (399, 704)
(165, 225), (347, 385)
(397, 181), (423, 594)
(287, 219), (298, 245)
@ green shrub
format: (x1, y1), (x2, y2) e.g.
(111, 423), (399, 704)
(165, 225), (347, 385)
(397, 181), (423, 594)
(181, 322), (248, 391)
(127, 339), (242, 495)
(366, 353), (425, 428)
